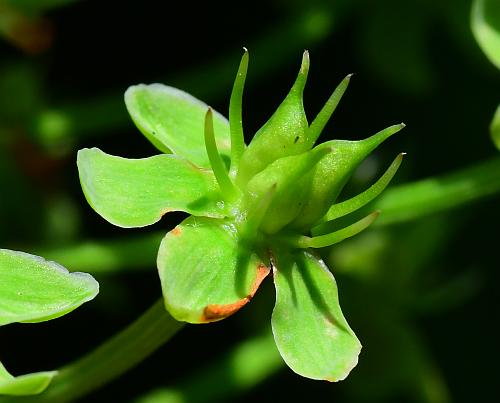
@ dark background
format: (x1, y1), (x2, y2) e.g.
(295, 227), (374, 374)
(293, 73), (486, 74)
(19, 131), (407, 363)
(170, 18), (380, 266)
(1, 0), (499, 402)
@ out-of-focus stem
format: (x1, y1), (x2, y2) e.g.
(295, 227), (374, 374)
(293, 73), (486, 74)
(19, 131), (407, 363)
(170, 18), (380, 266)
(7, 299), (184, 403)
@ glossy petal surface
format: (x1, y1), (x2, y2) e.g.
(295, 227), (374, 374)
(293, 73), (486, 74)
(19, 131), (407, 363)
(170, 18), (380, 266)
(157, 217), (270, 323)
(125, 84), (231, 168)
(271, 250), (361, 381)
(0, 249), (98, 326)
(78, 148), (225, 228)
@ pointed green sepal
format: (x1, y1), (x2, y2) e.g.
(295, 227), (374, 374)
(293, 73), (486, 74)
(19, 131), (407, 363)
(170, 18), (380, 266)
(320, 153), (404, 224)
(307, 74), (352, 144)
(292, 211), (380, 248)
(229, 48), (249, 171)
(204, 108), (238, 201)
(236, 51), (311, 184)
(77, 148), (226, 228)
(245, 147), (330, 234)
(125, 84), (231, 168)
(271, 250), (361, 381)
(157, 217), (270, 323)
(0, 249), (98, 326)
(290, 123), (405, 229)
(0, 362), (56, 396)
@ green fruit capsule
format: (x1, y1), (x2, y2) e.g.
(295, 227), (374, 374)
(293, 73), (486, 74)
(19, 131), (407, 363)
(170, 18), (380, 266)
(236, 51), (312, 186)
(244, 147), (330, 234)
(289, 124), (405, 230)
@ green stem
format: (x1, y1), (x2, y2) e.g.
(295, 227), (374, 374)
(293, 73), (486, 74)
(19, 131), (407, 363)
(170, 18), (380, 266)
(135, 332), (283, 403)
(374, 157), (500, 226)
(12, 299), (184, 403)
(33, 232), (162, 273)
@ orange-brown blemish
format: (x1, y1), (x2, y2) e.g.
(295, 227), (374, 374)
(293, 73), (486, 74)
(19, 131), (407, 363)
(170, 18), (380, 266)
(171, 227), (182, 236)
(200, 263), (270, 322)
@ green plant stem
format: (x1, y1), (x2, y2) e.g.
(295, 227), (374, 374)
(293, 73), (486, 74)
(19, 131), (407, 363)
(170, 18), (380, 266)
(10, 299), (184, 403)
(135, 332), (284, 403)
(32, 232), (163, 273)
(373, 156), (500, 226)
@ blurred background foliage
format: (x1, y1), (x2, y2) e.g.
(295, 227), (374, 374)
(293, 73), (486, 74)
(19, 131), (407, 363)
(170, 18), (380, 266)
(0, 0), (499, 402)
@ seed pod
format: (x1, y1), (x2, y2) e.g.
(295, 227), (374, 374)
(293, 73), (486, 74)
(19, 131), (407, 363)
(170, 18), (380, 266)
(244, 147), (330, 234)
(236, 52), (312, 186)
(289, 124), (405, 230)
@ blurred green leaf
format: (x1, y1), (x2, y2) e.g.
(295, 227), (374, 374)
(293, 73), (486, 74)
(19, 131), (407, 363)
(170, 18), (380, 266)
(358, 0), (436, 95)
(490, 104), (500, 150)
(471, 0), (500, 69)
(0, 363), (56, 396)
(0, 249), (98, 326)
(35, 232), (162, 273)
(0, 63), (42, 125)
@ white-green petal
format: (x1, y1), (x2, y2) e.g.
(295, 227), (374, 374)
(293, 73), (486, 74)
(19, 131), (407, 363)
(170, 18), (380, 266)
(125, 84), (231, 168)
(77, 148), (226, 228)
(0, 249), (98, 326)
(271, 250), (361, 381)
(157, 217), (270, 324)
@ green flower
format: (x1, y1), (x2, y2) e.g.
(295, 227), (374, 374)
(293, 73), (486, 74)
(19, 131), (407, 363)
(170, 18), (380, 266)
(77, 50), (404, 381)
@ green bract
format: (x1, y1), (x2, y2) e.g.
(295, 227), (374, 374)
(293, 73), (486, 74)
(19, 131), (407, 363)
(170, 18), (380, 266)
(471, 0), (500, 70)
(0, 249), (99, 396)
(78, 50), (404, 381)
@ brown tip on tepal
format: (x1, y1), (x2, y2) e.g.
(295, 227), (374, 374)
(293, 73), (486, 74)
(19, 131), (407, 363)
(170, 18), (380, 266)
(171, 227), (182, 236)
(200, 262), (270, 323)
(201, 299), (248, 322)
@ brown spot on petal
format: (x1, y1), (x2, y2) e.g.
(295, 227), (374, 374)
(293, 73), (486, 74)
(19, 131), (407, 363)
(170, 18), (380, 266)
(171, 227), (182, 236)
(200, 263), (270, 322)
